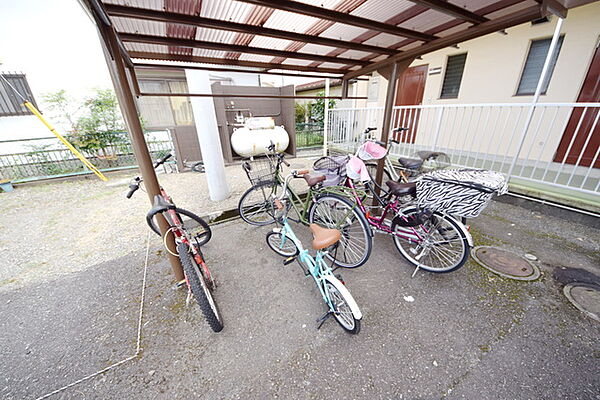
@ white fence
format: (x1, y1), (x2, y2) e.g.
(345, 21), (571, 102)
(328, 103), (600, 199)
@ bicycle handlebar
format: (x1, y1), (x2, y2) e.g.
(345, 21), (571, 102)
(126, 177), (141, 199)
(153, 153), (172, 168)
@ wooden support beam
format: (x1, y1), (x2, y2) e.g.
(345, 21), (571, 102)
(373, 59), (414, 203)
(104, 4), (397, 56)
(139, 92), (368, 100)
(129, 51), (347, 74)
(408, 0), (488, 24)
(95, 24), (184, 280)
(134, 62), (348, 80)
(236, 0), (438, 42)
(120, 33), (370, 66)
(343, 5), (543, 80)
(541, 0), (568, 18)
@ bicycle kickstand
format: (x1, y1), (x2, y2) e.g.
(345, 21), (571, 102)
(411, 265), (421, 278)
(316, 310), (332, 330)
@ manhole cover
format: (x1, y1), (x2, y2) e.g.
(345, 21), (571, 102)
(564, 283), (600, 322)
(472, 246), (541, 281)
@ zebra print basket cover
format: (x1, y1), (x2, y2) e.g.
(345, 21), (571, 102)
(416, 169), (508, 218)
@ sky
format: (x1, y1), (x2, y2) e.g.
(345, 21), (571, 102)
(0, 0), (114, 104)
(0, 0), (317, 110)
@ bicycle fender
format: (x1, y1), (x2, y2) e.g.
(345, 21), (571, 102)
(323, 275), (362, 320)
(443, 214), (474, 248)
(401, 207), (474, 248)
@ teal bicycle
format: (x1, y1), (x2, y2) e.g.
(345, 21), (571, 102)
(266, 170), (362, 334)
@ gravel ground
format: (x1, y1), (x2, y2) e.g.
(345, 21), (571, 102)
(1, 201), (599, 399)
(0, 157), (313, 293)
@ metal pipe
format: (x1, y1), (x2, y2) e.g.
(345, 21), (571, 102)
(507, 17), (564, 177)
(323, 78), (330, 157)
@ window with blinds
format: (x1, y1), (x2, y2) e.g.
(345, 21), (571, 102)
(516, 36), (564, 95)
(440, 53), (467, 99)
(0, 73), (37, 117)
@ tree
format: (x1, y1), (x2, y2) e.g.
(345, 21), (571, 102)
(310, 91), (336, 125)
(42, 89), (128, 159)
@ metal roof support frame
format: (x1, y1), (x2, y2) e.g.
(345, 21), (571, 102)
(92, 15), (184, 280)
(104, 4), (397, 56)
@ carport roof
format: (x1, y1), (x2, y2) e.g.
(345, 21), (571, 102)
(87, 0), (590, 80)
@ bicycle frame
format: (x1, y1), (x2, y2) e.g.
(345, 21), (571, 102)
(345, 178), (427, 243)
(274, 220), (338, 311)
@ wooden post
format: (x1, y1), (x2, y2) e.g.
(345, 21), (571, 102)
(99, 25), (184, 280)
(373, 59), (413, 204)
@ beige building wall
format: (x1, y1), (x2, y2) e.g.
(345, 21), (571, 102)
(362, 2), (600, 162)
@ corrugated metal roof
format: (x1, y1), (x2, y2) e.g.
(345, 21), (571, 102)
(98, 0), (555, 76)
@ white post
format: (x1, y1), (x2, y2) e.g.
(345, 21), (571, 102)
(323, 78), (330, 156)
(431, 107), (445, 151)
(185, 69), (230, 201)
(507, 17), (564, 177)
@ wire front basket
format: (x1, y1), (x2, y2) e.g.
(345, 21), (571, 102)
(242, 156), (277, 186)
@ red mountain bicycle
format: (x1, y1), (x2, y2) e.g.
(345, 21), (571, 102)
(127, 154), (223, 332)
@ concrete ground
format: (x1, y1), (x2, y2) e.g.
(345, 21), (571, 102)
(1, 195), (599, 399)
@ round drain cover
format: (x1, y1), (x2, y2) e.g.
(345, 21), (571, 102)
(564, 283), (600, 322)
(472, 246), (540, 281)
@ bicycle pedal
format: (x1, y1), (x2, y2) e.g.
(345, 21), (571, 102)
(335, 274), (346, 285)
(283, 256), (296, 266)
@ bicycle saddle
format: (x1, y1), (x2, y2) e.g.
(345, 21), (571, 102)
(386, 181), (417, 196)
(397, 157), (423, 170)
(309, 224), (341, 250)
(416, 151), (445, 160)
(303, 173), (326, 187)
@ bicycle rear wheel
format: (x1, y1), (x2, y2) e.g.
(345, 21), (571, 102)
(238, 181), (289, 226)
(308, 194), (372, 268)
(177, 242), (224, 332)
(391, 209), (469, 273)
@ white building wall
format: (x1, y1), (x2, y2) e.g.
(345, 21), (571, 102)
(362, 2), (600, 162)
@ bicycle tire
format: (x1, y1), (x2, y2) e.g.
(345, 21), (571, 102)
(238, 181), (290, 226)
(391, 209), (469, 273)
(324, 280), (361, 334)
(308, 193), (372, 269)
(266, 231), (299, 257)
(177, 242), (224, 332)
(148, 208), (212, 246)
(191, 161), (205, 173)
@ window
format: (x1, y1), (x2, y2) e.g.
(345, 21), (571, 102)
(440, 53), (467, 99)
(0, 73), (37, 117)
(516, 36), (564, 95)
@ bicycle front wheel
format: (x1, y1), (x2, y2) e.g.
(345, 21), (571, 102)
(324, 280), (361, 334)
(266, 231), (299, 257)
(177, 243), (224, 332)
(391, 209), (469, 273)
(308, 194), (372, 268)
(238, 181), (288, 226)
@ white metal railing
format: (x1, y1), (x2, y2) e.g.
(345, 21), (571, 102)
(328, 103), (600, 198)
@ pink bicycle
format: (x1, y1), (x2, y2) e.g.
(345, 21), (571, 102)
(313, 155), (473, 275)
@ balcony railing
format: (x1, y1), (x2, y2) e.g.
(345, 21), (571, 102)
(328, 103), (600, 203)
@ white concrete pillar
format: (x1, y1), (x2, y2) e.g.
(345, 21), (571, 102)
(185, 69), (230, 201)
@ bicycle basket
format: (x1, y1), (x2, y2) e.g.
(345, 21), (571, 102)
(416, 169), (508, 218)
(242, 156), (277, 185)
(313, 155), (349, 186)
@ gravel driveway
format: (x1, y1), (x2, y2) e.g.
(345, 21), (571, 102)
(0, 157), (313, 292)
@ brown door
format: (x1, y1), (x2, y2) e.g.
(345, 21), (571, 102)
(394, 64), (428, 143)
(554, 41), (600, 168)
